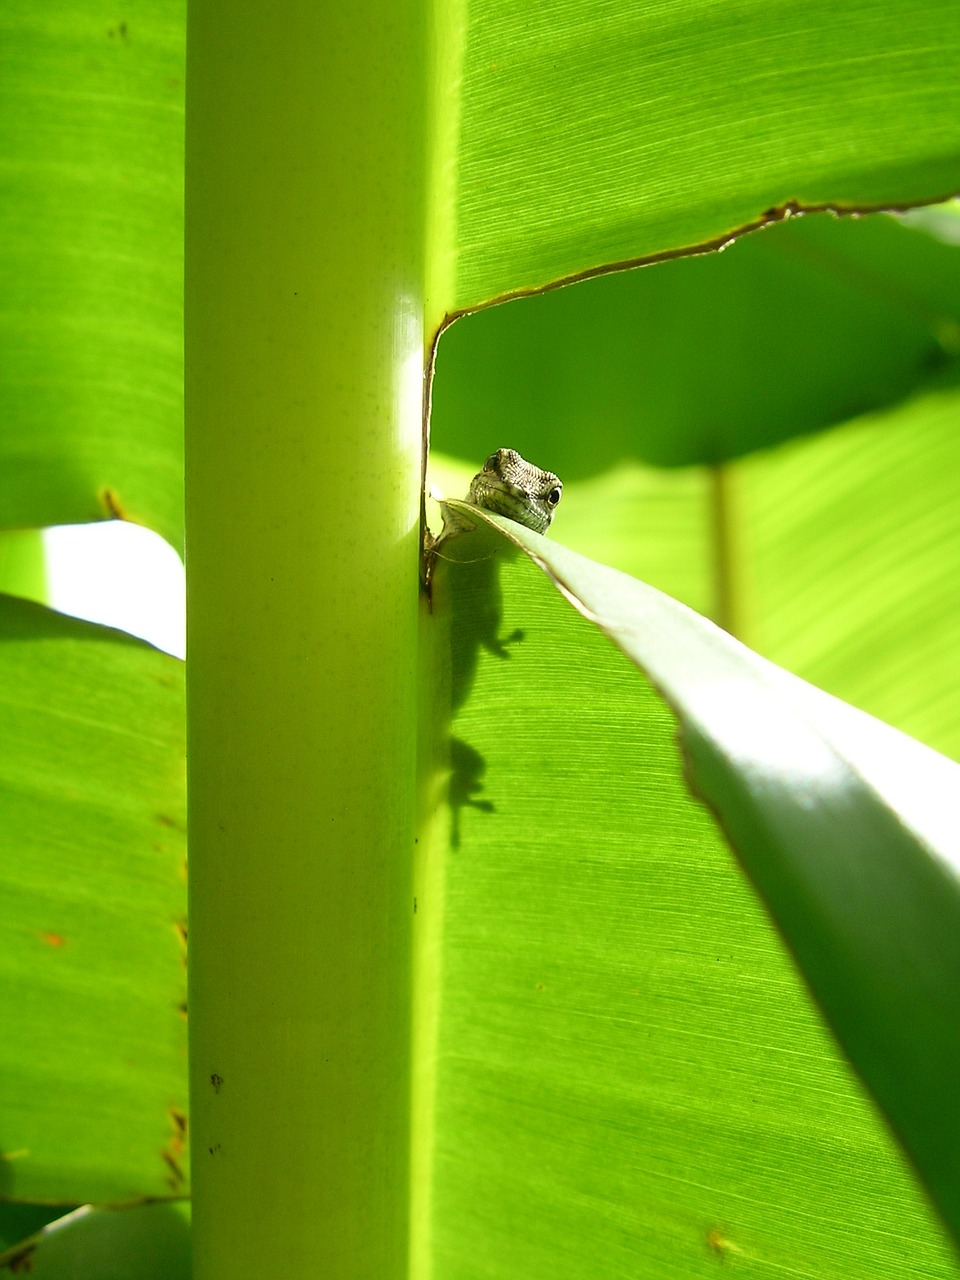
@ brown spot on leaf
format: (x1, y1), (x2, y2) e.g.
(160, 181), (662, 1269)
(161, 1146), (184, 1189)
(9, 1243), (36, 1273)
(706, 1226), (741, 1261)
(210, 1073), (223, 1094)
(161, 1108), (188, 1191)
(100, 488), (127, 520)
(759, 199), (802, 222)
(39, 932), (65, 948)
(169, 1106), (187, 1140)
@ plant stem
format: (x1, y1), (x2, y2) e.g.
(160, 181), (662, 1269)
(184, 3), (426, 1275)
(710, 462), (740, 637)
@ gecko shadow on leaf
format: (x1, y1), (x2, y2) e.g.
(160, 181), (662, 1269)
(447, 737), (495, 850)
(433, 515), (525, 849)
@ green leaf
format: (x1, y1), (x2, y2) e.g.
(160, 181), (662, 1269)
(447, 0), (960, 306)
(0, 597), (187, 1203)
(438, 506), (960, 1252)
(432, 211), (960, 470)
(421, 524), (959, 1276)
(0, 1), (185, 547)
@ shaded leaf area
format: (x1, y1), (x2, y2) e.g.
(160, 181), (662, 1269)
(0, 1202), (190, 1279)
(0, 1), (185, 549)
(423, 531), (958, 1279)
(451, 0), (960, 306)
(446, 507), (960, 1250)
(432, 212), (960, 472)
(0, 597), (187, 1203)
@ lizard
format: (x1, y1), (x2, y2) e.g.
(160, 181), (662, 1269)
(461, 447), (563, 534)
(425, 447), (563, 587)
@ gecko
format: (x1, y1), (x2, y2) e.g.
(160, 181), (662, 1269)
(462, 448), (563, 534)
(425, 447), (563, 585)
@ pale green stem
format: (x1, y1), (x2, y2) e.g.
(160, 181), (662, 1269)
(184, 3), (426, 1276)
(710, 462), (740, 637)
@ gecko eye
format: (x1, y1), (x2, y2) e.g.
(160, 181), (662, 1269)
(483, 452), (500, 471)
(546, 486), (562, 506)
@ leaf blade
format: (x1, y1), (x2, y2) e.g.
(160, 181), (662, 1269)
(451, 0), (960, 306)
(0, 597), (187, 1203)
(422, 527), (959, 1276)
(0, 1), (185, 546)
(449, 504), (960, 1244)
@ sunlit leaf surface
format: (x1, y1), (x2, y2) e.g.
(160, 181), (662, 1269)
(448, 0), (960, 305)
(0, 1), (185, 546)
(737, 384), (960, 762)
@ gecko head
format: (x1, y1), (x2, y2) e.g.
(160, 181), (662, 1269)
(470, 448), (563, 534)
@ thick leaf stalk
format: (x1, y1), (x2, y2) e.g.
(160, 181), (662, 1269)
(184, 3), (425, 1276)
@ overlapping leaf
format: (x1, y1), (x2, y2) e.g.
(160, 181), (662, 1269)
(0, 596), (187, 1203)
(433, 211), (960, 471)
(424, 520), (960, 1275)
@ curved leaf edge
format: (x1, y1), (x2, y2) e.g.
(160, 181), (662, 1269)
(430, 189), (960, 339)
